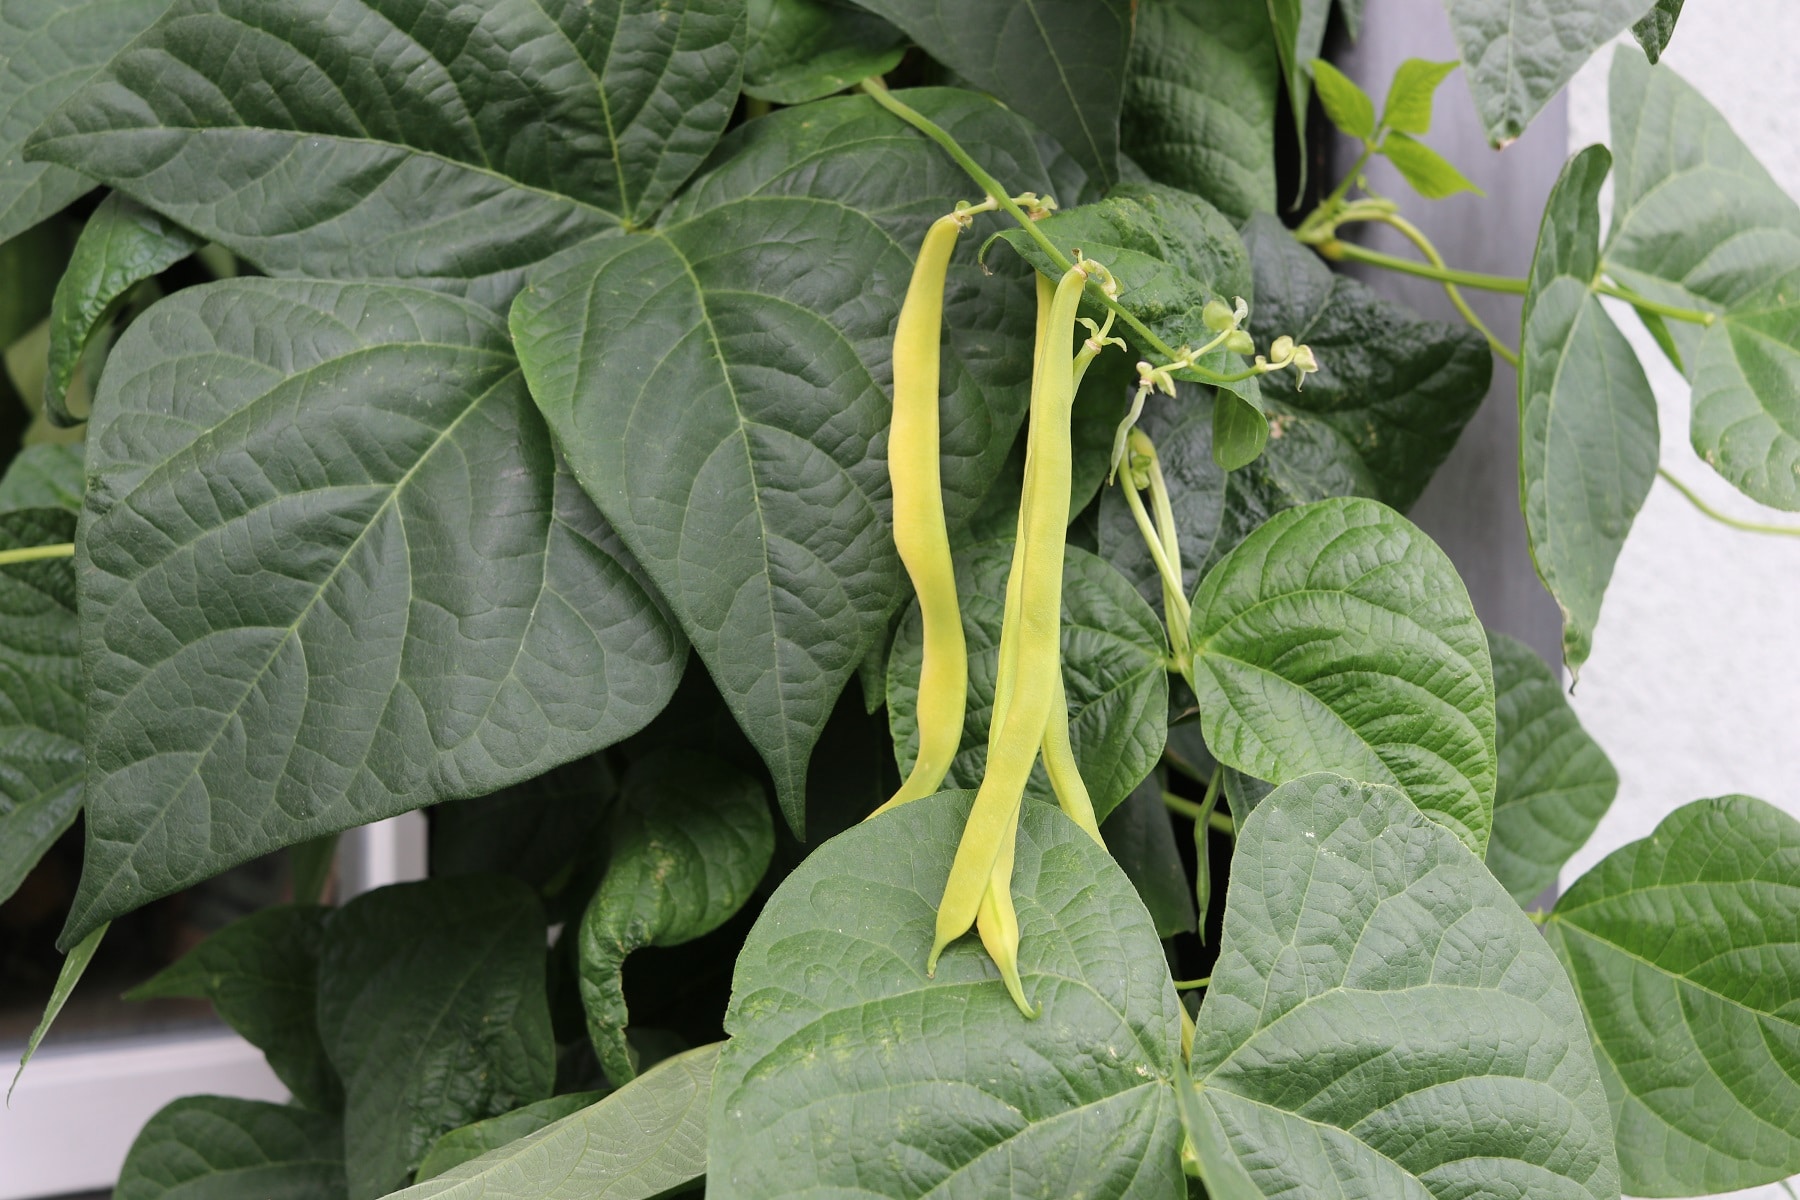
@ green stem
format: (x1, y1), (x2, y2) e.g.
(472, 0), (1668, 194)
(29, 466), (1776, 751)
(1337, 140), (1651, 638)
(1371, 213), (1521, 367)
(1172, 977), (1212, 990)
(1594, 281), (1717, 327)
(1162, 790), (1235, 834)
(1316, 238), (1529, 294)
(1658, 467), (1800, 536)
(0, 543), (74, 567)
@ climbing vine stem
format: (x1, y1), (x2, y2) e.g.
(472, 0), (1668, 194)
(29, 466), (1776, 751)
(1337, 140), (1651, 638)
(0, 543), (74, 567)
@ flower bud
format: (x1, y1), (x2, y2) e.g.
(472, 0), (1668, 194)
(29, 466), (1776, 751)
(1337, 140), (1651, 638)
(1271, 335), (1295, 362)
(1225, 330), (1255, 355)
(1202, 299), (1236, 332)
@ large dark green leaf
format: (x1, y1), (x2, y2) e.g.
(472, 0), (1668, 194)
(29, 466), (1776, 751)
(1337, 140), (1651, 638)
(512, 90), (1055, 830)
(1605, 52), (1800, 510)
(1101, 772), (1196, 938)
(0, 506), (81, 907)
(1545, 795), (1800, 1196)
(43, 192), (199, 424)
(0, 0), (170, 243)
(848, 0), (1130, 187)
(0, 443), (82, 511)
(1632, 0), (1685, 63)
(712, 789), (1186, 1199)
(1183, 773), (1620, 1200)
(887, 541), (1169, 824)
(1484, 633), (1616, 906)
(28, 0), (745, 304)
(1521, 145), (1658, 675)
(1121, 0), (1278, 224)
(62, 278), (685, 943)
(1441, 0), (1643, 145)
(388, 1043), (716, 1200)
(114, 1096), (346, 1200)
(578, 750), (772, 1085)
(413, 1091), (607, 1183)
(1187, 497), (1497, 856)
(317, 876), (555, 1200)
(743, 0), (904, 106)
(127, 904), (340, 1113)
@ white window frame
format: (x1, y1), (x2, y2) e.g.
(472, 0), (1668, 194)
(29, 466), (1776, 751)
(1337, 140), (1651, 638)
(0, 812), (427, 1200)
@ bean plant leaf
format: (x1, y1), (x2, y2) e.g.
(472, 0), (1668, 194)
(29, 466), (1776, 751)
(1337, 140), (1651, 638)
(743, 0), (904, 106)
(127, 905), (341, 1113)
(0, 444), (83, 512)
(0, 506), (82, 908)
(712, 789), (1187, 1199)
(61, 278), (685, 944)
(27, 0), (746, 305)
(1311, 59), (1375, 141)
(1545, 795), (1800, 1196)
(414, 1092), (608, 1184)
(114, 1096), (346, 1200)
(847, 0), (1131, 187)
(1266, 0), (1332, 159)
(1101, 773), (1197, 938)
(1120, 0), (1278, 224)
(1441, 0), (1643, 146)
(1183, 773), (1621, 1200)
(43, 193), (200, 425)
(1522, 146), (1657, 676)
(1381, 131), (1483, 199)
(888, 541), (1169, 824)
(1632, 0), (1685, 64)
(1188, 497), (1497, 856)
(0, 0), (170, 244)
(1381, 59), (1460, 135)
(1484, 633), (1617, 906)
(513, 90), (1056, 830)
(386, 1043), (716, 1200)
(1605, 51), (1800, 510)
(317, 876), (556, 1200)
(578, 750), (772, 1085)
(9, 922), (104, 1097)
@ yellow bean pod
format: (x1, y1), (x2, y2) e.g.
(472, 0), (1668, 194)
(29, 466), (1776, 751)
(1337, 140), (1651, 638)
(874, 213), (968, 816)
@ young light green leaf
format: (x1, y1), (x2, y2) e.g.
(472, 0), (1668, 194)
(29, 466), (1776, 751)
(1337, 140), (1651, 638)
(887, 541), (1169, 824)
(1183, 773), (1621, 1200)
(1545, 795), (1800, 1196)
(114, 1096), (346, 1200)
(1632, 0), (1685, 64)
(28, 0), (746, 304)
(1484, 633), (1617, 905)
(0, 0), (170, 244)
(1605, 51), (1800, 510)
(1381, 131), (1484, 199)
(1310, 58), (1376, 140)
(1442, 0), (1644, 145)
(512, 90), (1054, 830)
(1265, 0), (1333, 162)
(1187, 497), (1497, 856)
(0, 444), (83, 513)
(1521, 146), (1658, 675)
(1211, 391), (1269, 472)
(61, 278), (685, 945)
(414, 1092), (608, 1183)
(1121, 0), (1278, 223)
(712, 789), (1186, 1199)
(848, 0), (1132, 187)
(578, 750), (772, 1085)
(317, 876), (555, 1200)
(1100, 772), (1197, 938)
(387, 1044), (716, 1200)
(42, 193), (199, 425)
(127, 905), (340, 1113)
(1381, 58), (1459, 135)
(10, 922), (105, 1098)
(744, 0), (904, 106)
(0, 507), (82, 908)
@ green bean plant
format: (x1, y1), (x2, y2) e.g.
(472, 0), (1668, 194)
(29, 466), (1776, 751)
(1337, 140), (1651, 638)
(0, 1), (1796, 1197)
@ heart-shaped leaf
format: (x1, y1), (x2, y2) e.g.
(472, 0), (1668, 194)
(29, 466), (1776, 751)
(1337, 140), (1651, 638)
(711, 789), (1186, 1199)
(114, 1096), (346, 1200)
(318, 876), (555, 1200)
(887, 541), (1169, 824)
(28, 0), (745, 304)
(1521, 145), (1658, 674)
(1187, 497), (1497, 856)
(1545, 795), (1800, 1196)
(0, 0), (170, 243)
(388, 1043), (716, 1200)
(1442, 0), (1643, 145)
(512, 89), (1056, 830)
(1484, 633), (1617, 906)
(578, 750), (772, 1085)
(64, 278), (685, 943)
(1605, 51), (1800, 510)
(1183, 773), (1621, 1200)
